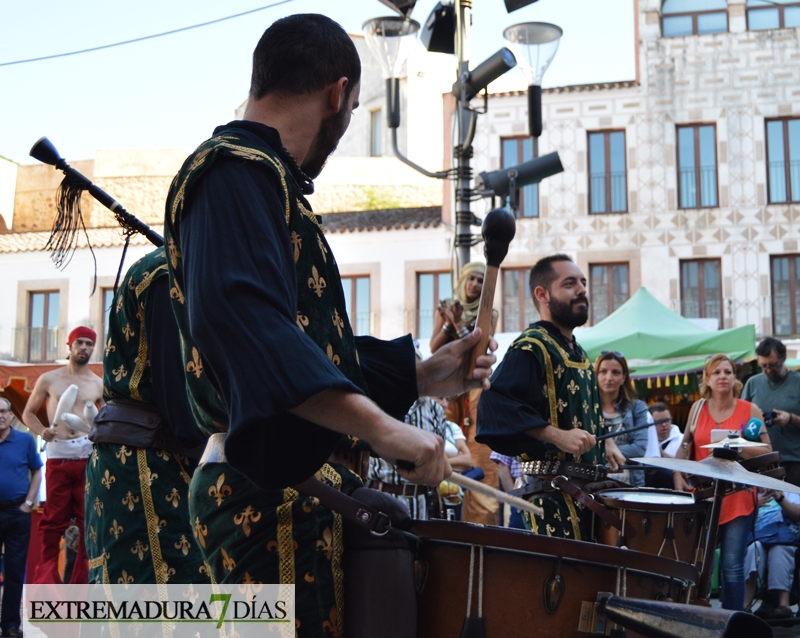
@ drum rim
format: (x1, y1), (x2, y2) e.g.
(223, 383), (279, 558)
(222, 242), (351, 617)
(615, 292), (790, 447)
(410, 519), (698, 584)
(595, 487), (708, 512)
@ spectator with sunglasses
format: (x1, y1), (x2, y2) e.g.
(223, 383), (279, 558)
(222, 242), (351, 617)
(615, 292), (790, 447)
(595, 351), (652, 486)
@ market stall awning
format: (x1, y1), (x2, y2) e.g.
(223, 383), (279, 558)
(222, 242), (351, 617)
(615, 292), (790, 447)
(577, 288), (756, 379)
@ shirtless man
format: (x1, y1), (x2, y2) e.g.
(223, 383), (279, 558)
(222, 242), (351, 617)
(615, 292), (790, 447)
(22, 326), (103, 584)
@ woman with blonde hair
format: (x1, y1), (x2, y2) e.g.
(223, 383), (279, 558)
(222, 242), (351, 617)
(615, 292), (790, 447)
(430, 261), (496, 353)
(674, 354), (771, 611)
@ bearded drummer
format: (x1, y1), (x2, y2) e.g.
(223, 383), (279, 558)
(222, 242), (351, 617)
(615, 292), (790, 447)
(477, 254), (625, 539)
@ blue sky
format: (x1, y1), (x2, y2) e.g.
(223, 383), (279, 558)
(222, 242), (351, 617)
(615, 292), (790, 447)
(0, 0), (635, 164)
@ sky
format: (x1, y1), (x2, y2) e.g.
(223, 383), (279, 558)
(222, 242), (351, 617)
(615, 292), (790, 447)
(0, 0), (636, 165)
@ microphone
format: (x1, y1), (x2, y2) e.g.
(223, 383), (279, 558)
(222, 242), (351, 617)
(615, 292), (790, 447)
(743, 417), (763, 442)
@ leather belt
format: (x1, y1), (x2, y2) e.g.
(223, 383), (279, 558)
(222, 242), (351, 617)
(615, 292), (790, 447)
(0, 496), (25, 510)
(521, 459), (608, 482)
(366, 479), (430, 497)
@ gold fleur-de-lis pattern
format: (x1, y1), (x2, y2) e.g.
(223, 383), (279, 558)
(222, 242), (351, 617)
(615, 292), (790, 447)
(308, 265), (327, 298)
(105, 338), (116, 357)
(186, 347), (203, 378)
(290, 231), (302, 262)
(121, 323), (135, 342)
(112, 365), (127, 382)
(332, 310), (344, 339)
(85, 443), (210, 586)
(233, 505), (262, 538)
(208, 474), (232, 506)
(326, 344), (340, 366)
(296, 312), (309, 332)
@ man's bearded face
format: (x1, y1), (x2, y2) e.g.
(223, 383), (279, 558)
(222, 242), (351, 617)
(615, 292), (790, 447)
(302, 81), (360, 179)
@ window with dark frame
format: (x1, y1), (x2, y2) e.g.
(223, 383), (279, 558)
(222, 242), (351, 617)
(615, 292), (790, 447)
(747, 0), (800, 31)
(501, 137), (538, 218)
(589, 263), (630, 324)
(765, 118), (800, 204)
(28, 290), (60, 363)
(417, 271), (452, 339)
(341, 276), (371, 336)
(662, 0), (728, 37)
(502, 268), (539, 332)
(771, 255), (800, 335)
(677, 124), (718, 209)
(680, 259), (722, 328)
(588, 131), (627, 214)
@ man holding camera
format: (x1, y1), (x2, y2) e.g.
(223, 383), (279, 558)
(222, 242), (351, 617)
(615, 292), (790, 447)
(743, 337), (800, 486)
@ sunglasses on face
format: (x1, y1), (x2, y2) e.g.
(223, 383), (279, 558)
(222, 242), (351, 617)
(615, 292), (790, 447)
(759, 362), (783, 371)
(601, 350), (625, 358)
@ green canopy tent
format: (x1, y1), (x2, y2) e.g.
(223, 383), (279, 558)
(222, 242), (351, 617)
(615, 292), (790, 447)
(577, 287), (756, 379)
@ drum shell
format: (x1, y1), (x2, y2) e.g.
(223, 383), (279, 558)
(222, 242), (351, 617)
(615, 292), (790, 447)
(411, 520), (696, 638)
(594, 488), (708, 565)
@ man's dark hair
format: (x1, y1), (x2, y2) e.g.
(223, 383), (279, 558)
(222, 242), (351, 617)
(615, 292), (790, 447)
(756, 337), (786, 360)
(648, 402), (670, 415)
(529, 254), (574, 310)
(250, 14), (361, 101)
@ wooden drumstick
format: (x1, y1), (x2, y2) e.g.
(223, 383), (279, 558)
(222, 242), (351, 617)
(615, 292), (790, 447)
(447, 473), (544, 517)
(466, 207), (516, 378)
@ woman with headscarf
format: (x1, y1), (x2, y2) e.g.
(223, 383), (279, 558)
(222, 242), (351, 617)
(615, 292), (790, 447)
(429, 261), (499, 525)
(430, 261), (496, 353)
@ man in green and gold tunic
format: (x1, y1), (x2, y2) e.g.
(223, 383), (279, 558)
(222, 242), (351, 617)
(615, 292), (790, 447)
(162, 14), (496, 638)
(477, 255), (625, 539)
(85, 247), (210, 585)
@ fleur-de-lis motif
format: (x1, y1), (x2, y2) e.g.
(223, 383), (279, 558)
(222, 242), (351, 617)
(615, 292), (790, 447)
(322, 606), (339, 638)
(85, 481), (90, 493)
(302, 497), (319, 514)
(582, 400), (590, 414)
(112, 365), (127, 382)
(88, 525), (97, 545)
(237, 572), (264, 601)
(157, 561), (177, 583)
(122, 491), (140, 511)
(116, 294), (124, 313)
(194, 517), (208, 549)
(116, 445), (132, 464)
(186, 347), (203, 378)
(290, 231), (302, 262)
(316, 527), (333, 560)
(92, 449), (98, 467)
(542, 384), (549, 398)
(304, 572), (315, 583)
(131, 539), (149, 561)
(577, 368), (585, 378)
(105, 338), (116, 357)
(297, 312), (309, 332)
(267, 540), (278, 552)
(557, 398), (568, 413)
(208, 474), (232, 506)
(221, 547), (236, 572)
(233, 505), (262, 537)
(101, 470), (116, 490)
(326, 343), (340, 366)
(555, 364), (565, 379)
(165, 488), (181, 508)
(156, 449), (170, 461)
(121, 323), (135, 342)
(170, 282), (185, 304)
(572, 416), (582, 429)
(128, 276), (136, 290)
(546, 523), (556, 536)
(317, 234), (328, 263)
(93, 497), (104, 517)
(143, 469), (158, 487)
(118, 570), (134, 585)
(308, 265), (327, 298)
(332, 310), (344, 338)
(174, 535), (191, 556)
(168, 237), (181, 268)
(110, 519), (124, 540)
(567, 379), (579, 395)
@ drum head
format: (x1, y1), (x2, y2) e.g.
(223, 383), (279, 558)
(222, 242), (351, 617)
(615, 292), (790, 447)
(596, 488), (706, 511)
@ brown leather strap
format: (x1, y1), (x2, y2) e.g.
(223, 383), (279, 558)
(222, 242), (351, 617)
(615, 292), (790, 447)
(293, 478), (394, 536)
(521, 460), (608, 482)
(551, 476), (635, 538)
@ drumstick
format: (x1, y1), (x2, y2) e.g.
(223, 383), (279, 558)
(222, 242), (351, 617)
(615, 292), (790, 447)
(595, 422), (654, 442)
(397, 459), (543, 516)
(445, 473), (544, 517)
(466, 207), (516, 378)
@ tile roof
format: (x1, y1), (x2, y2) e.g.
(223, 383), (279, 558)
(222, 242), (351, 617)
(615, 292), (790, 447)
(490, 80), (639, 98)
(0, 227), (152, 254)
(321, 206), (444, 233)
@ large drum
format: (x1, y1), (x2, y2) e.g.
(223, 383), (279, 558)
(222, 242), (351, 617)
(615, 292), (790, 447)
(593, 488), (708, 566)
(411, 520), (697, 638)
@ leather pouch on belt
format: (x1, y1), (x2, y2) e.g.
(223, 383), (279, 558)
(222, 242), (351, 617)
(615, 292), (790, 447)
(89, 399), (161, 449)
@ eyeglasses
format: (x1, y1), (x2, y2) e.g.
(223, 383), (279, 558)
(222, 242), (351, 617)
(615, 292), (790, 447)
(759, 362), (783, 371)
(601, 350), (625, 358)
(652, 417), (672, 426)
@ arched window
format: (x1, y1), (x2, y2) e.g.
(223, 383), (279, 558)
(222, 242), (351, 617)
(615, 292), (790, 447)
(662, 0), (728, 37)
(747, 0), (800, 30)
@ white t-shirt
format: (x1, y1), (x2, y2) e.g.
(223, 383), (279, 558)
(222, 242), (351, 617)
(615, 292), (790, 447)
(444, 421), (465, 458)
(644, 423), (682, 458)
